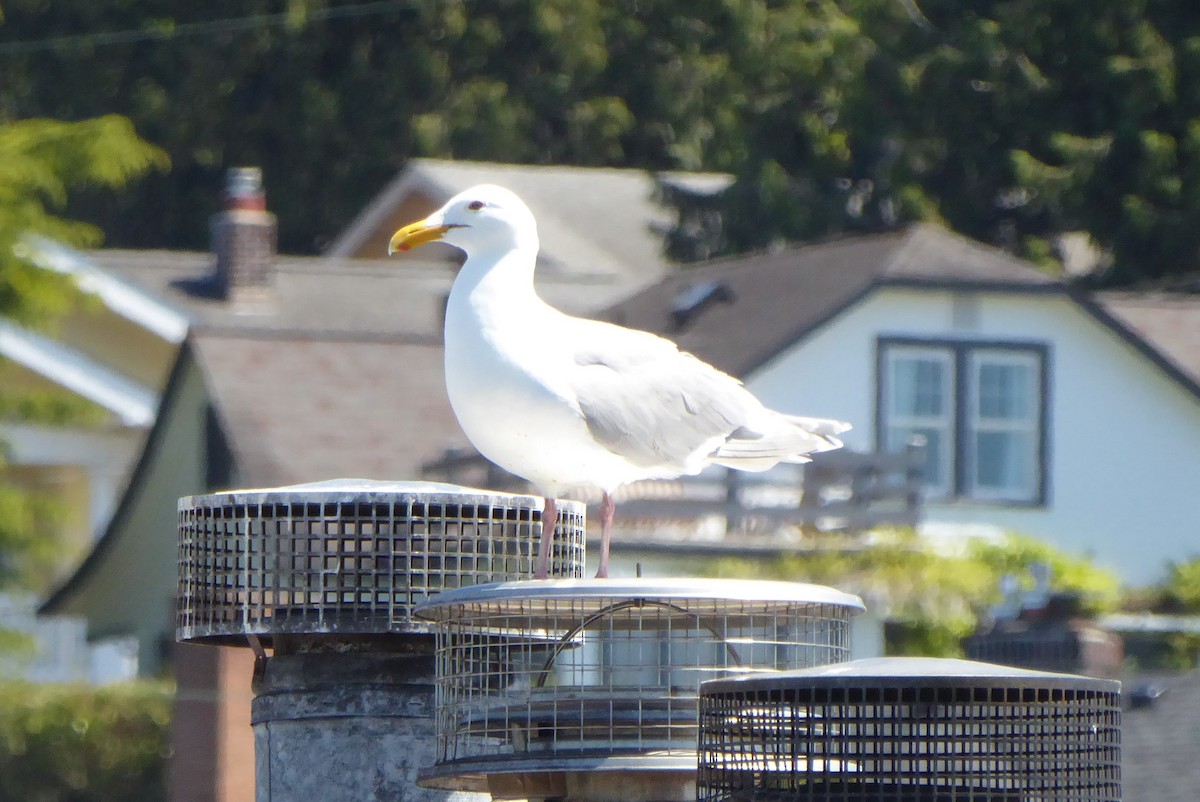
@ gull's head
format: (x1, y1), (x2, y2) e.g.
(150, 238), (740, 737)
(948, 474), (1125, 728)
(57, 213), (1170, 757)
(387, 184), (538, 257)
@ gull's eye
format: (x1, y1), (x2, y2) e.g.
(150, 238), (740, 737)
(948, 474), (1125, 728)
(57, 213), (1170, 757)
(467, 200), (485, 212)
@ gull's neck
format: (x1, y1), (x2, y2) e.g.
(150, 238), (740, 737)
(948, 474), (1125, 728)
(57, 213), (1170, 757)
(448, 242), (555, 329)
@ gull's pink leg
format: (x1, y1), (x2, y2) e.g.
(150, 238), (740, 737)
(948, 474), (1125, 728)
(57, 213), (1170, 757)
(535, 497), (556, 580)
(595, 492), (614, 579)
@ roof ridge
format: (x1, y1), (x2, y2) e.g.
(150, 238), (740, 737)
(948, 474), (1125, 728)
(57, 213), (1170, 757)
(876, 223), (925, 278)
(877, 222), (1062, 286)
(651, 226), (914, 280)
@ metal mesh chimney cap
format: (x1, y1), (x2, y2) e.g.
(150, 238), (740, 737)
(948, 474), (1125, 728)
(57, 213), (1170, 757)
(698, 656), (1122, 802)
(414, 578), (863, 795)
(416, 576), (866, 619)
(177, 479), (586, 646)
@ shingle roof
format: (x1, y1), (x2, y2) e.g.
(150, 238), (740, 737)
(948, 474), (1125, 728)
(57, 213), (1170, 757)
(1122, 670), (1200, 802)
(86, 245), (628, 332)
(878, 223), (1060, 286)
(1099, 293), (1200, 388)
(327, 158), (731, 295)
(190, 332), (467, 488)
(88, 250), (452, 338)
(605, 223), (1061, 377)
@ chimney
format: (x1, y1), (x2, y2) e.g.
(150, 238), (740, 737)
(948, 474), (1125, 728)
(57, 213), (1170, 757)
(211, 167), (276, 301)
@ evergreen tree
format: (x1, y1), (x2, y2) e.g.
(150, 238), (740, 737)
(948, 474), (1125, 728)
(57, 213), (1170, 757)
(2, 1), (1199, 283)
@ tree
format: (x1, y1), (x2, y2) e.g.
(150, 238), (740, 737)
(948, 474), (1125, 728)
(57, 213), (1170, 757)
(0, 115), (166, 592)
(0, 0), (880, 253)
(2, 1), (1199, 284)
(702, 0), (1200, 283)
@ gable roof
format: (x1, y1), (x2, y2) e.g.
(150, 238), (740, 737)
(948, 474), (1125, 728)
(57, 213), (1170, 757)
(326, 158), (731, 295)
(88, 249), (454, 339)
(604, 223), (1060, 377)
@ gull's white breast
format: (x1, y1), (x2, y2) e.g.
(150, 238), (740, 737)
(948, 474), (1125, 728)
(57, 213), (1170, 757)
(443, 272), (643, 495)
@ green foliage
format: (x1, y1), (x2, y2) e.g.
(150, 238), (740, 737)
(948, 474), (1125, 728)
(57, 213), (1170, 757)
(0, 388), (109, 428)
(0, 681), (171, 802)
(0, 473), (64, 592)
(1161, 556), (1200, 612)
(1159, 633), (1200, 670)
(707, 529), (1121, 657)
(3, 2), (1200, 279)
(0, 116), (168, 327)
(967, 534), (1122, 614)
(0, 114), (164, 596)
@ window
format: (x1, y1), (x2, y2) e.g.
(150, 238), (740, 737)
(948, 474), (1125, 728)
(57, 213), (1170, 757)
(877, 339), (1048, 504)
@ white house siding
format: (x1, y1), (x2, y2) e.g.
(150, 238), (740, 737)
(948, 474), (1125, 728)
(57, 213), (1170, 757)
(746, 287), (1200, 585)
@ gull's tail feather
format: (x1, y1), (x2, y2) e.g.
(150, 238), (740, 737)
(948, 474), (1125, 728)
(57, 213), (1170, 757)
(784, 414), (853, 438)
(710, 414), (852, 472)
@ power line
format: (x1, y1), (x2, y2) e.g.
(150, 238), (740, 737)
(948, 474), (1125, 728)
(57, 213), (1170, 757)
(0, 0), (420, 56)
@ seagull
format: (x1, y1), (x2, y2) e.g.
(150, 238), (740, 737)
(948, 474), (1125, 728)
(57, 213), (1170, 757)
(388, 185), (850, 579)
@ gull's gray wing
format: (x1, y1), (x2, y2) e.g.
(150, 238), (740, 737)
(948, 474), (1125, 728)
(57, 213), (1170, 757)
(571, 342), (755, 471)
(566, 320), (849, 473)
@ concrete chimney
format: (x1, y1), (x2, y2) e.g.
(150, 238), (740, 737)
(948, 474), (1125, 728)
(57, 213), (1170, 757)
(212, 167), (276, 300)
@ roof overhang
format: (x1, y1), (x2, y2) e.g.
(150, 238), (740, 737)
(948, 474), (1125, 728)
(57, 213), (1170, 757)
(21, 237), (190, 343)
(0, 318), (157, 427)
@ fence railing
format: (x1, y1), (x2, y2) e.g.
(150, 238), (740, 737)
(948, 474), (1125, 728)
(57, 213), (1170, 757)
(423, 438), (924, 541)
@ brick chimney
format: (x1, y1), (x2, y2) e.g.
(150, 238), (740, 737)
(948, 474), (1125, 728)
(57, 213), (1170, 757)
(211, 167), (276, 301)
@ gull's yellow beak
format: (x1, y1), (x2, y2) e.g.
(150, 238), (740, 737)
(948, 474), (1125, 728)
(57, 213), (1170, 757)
(387, 218), (456, 254)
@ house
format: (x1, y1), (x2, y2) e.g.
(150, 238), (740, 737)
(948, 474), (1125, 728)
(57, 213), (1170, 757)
(41, 172), (1200, 666)
(603, 225), (1200, 585)
(327, 157), (731, 305)
(6, 159), (724, 594)
(34, 162), (725, 802)
(0, 238), (187, 586)
(32, 160), (1200, 799)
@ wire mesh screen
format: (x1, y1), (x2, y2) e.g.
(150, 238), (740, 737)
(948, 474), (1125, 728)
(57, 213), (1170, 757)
(416, 579), (863, 790)
(178, 481), (585, 644)
(698, 658), (1121, 802)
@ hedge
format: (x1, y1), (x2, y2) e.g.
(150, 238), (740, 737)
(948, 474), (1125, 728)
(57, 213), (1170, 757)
(0, 681), (171, 802)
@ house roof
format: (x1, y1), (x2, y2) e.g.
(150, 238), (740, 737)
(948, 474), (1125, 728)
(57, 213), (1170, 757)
(191, 331), (467, 488)
(27, 237), (189, 343)
(0, 318), (157, 426)
(1098, 293), (1200, 389)
(85, 245), (625, 330)
(326, 158), (731, 296)
(1122, 670), (1200, 802)
(87, 249), (454, 339)
(604, 223), (1061, 377)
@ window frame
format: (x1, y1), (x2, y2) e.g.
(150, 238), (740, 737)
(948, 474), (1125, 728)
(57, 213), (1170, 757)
(875, 336), (1051, 507)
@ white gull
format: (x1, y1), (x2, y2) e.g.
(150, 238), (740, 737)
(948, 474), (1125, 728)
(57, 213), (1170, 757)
(388, 184), (849, 578)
